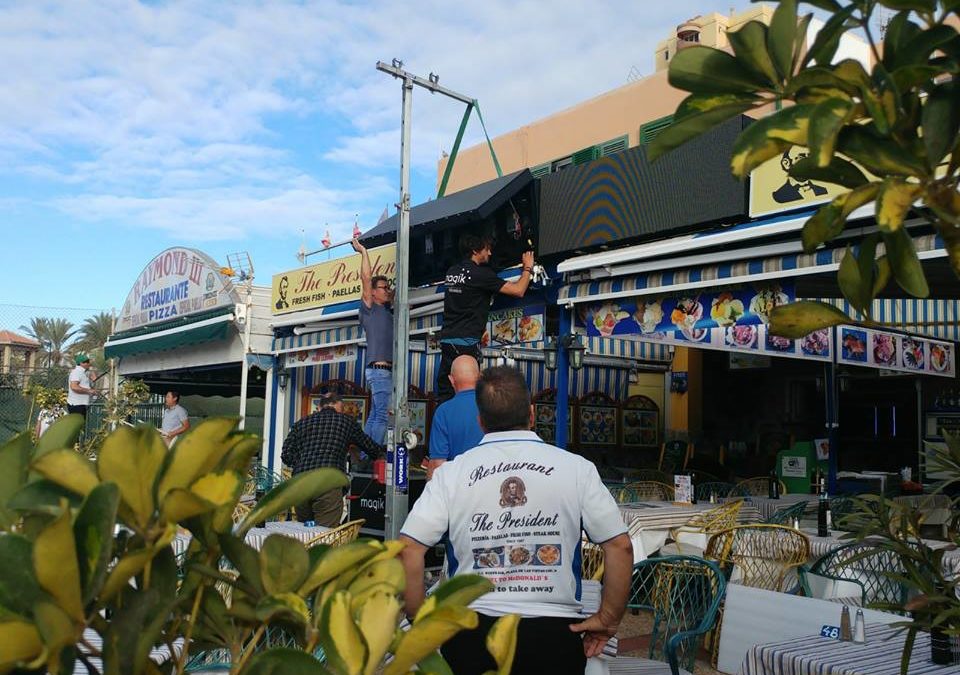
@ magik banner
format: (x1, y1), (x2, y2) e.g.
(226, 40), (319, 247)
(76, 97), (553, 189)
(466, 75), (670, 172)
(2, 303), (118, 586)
(272, 244), (396, 315)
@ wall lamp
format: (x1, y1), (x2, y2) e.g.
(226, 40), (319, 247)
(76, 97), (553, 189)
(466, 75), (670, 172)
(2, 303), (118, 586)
(544, 334), (586, 372)
(276, 368), (290, 390)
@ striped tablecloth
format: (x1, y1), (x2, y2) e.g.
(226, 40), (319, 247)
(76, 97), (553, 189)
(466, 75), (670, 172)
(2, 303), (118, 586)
(803, 530), (960, 576)
(174, 521), (330, 556)
(731, 494), (815, 521)
(740, 624), (960, 675)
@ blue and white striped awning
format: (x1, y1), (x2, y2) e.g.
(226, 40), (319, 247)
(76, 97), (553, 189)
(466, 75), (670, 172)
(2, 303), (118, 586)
(558, 233), (944, 305)
(272, 324), (363, 354)
(820, 297), (960, 343)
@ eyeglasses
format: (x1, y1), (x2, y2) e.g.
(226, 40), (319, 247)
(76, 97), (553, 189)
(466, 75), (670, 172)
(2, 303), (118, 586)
(374, 284), (392, 291)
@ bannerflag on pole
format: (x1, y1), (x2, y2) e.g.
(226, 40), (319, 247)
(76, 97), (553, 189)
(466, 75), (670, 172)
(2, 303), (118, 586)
(321, 230), (332, 249)
(353, 214), (361, 239)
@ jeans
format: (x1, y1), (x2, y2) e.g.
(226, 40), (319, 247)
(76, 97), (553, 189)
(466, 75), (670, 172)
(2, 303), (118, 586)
(364, 366), (391, 444)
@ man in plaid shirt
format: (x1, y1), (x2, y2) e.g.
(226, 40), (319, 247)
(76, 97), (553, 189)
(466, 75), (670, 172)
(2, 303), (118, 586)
(281, 392), (385, 526)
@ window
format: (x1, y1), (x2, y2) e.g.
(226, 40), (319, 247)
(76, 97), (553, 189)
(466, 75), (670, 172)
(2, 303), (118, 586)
(531, 162), (551, 178)
(571, 146), (600, 165)
(552, 156), (573, 172)
(599, 135), (628, 156)
(639, 115), (674, 144)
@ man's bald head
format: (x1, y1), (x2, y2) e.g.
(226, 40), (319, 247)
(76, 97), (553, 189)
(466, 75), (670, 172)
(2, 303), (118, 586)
(449, 355), (481, 393)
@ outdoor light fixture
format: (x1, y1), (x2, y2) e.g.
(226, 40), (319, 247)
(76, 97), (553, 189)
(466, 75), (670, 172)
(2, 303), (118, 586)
(276, 368), (289, 390)
(543, 334), (585, 371)
(544, 336), (559, 371)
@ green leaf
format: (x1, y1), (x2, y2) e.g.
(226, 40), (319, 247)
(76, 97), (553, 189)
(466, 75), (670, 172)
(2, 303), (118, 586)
(836, 126), (928, 177)
(876, 178), (922, 232)
(667, 45), (771, 94)
(900, 625), (916, 675)
(882, 228), (929, 297)
(10, 479), (86, 516)
(486, 614), (520, 675)
(415, 652), (456, 675)
(877, 0), (935, 10)
(838, 247), (869, 315)
(35, 415), (85, 458)
(98, 426), (167, 530)
(159, 488), (218, 524)
(768, 0), (798, 79)
(873, 256), (892, 296)
(727, 21), (778, 87)
(0, 619), (44, 670)
(891, 65), (948, 91)
(259, 535), (310, 595)
(802, 0), (840, 10)
(413, 575), (494, 623)
(100, 526), (175, 602)
(730, 105), (814, 177)
(101, 587), (171, 675)
(922, 82), (960, 169)
(0, 534), (44, 616)
(32, 449), (99, 499)
(646, 99), (756, 162)
(319, 590), (368, 675)
(34, 508), (84, 622)
(784, 67), (856, 98)
(789, 155), (868, 189)
(300, 539), (385, 596)
(219, 533), (265, 597)
(155, 418), (240, 502)
(800, 183), (881, 252)
(241, 648), (328, 675)
(883, 12), (922, 70)
(32, 600), (78, 673)
(768, 301), (850, 339)
(897, 24), (959, 70)
(807, 97), (854, 167)
(254, 592), (310, 624)
(238, 468), (349, 536)
(803, 5), (857, 67)
(0, 432), (31, 527)
(385, 606), (478, 675)
(357, 589), (402, 675)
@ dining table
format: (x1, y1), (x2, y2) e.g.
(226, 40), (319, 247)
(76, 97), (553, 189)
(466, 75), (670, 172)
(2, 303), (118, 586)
(740, 624), (960, 674)
(722, 493), (815, 520)
(617, 500), (763, 562)
(173, 521), (330, 557)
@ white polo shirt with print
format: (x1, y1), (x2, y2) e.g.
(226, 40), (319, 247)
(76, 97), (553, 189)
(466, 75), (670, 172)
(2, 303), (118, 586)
(401, 430), (626, 618)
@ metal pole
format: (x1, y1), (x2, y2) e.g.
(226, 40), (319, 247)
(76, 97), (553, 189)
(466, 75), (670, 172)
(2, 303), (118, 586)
(383, 71), (414, 540)
(377, 59), (479, 539)
(238, 288), (253, 431)
(555, 308), (572, 449)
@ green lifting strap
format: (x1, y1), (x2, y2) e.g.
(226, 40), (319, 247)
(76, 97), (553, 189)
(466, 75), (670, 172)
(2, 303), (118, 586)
(436, 99), (503, 198)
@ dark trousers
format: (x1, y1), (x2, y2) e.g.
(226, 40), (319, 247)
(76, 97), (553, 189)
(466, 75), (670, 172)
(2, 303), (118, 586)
(294, 488), (343, 527)
(67, 404), (88, 418)
(441, 613), (586, 675)
(436, 343), (482, 403)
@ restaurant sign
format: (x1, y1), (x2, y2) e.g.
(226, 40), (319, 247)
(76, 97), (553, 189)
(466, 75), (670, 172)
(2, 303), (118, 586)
(837, 325), (956, 378)
(272, 244), (396, 315)
(117, 248), (238, 331)
(284, 343), (358, 370)
(576, 284), (795, 339)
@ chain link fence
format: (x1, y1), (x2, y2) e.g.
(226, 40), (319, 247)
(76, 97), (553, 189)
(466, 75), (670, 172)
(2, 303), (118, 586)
(0, 302), (114, 443)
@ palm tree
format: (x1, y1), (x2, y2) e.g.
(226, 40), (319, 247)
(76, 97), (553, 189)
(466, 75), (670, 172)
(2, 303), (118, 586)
(44, 319), (77, 367)
(75, 312), (113, 354)
(19, 317), (52, 367)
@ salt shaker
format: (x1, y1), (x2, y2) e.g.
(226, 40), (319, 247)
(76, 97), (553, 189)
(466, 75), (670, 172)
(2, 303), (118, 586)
(852, 609), (866, 644)
(793, 516), (801, 530)
(840, 605), (852, 641)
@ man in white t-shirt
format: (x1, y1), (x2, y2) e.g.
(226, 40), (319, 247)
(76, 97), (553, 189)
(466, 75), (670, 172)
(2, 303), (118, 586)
(399, 366), (632, 675)
(66, 353), (97, 418)
(160, 390), (190, 447)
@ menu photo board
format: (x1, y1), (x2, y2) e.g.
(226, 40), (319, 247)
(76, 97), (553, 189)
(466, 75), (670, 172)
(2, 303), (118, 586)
(634, 323), (834, 363)
(674, 475), (692, 504)
(578, 391), (617, 447)
(482, 305), (545, 348)
(284, 343), (358, 369)
(838, 325), (956, 378)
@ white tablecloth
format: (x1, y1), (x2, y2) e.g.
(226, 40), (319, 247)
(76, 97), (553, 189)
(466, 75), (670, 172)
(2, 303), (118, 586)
(618, 501), (762, 562)
(174, 521), (330, 557)
(740, 624), (960, 674)
(727, 494), (814, 521)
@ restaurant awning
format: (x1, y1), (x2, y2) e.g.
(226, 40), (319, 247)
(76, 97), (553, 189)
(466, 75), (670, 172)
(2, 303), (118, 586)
(359, 169), (533, 245)
(104, 307), (235, 359)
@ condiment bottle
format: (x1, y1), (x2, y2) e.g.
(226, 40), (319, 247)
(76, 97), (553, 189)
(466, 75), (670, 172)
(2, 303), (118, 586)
(852, 609), (866, 644)
(840, 605), (852, 641)
(818, 484), (829, 538)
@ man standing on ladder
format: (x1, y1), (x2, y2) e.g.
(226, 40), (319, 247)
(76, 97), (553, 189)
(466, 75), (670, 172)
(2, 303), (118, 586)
(436, 233), (534, 402)
(353, 237), (394, 443)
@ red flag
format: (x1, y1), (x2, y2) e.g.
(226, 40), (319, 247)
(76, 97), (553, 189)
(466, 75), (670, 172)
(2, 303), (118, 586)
(322, 230), (332, 248)
(353, 218), (361, 239)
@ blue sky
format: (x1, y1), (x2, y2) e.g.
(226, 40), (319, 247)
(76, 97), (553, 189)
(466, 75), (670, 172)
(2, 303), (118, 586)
(0, 0), (757, 324)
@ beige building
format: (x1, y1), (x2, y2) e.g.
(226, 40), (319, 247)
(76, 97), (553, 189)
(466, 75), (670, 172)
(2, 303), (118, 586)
(437, 4), (869, 194)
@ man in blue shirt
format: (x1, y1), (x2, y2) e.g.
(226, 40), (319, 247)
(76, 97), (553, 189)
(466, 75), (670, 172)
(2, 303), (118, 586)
(427, 355), (484, 478)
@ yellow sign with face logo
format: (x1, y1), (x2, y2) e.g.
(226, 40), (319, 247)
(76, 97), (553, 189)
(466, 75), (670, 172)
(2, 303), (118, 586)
(271, 244), (396, 315)
(749, 146), (850, 218)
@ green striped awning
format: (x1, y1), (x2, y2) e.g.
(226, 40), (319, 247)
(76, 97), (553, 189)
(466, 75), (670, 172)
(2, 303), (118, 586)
(104, 308), (235, 359)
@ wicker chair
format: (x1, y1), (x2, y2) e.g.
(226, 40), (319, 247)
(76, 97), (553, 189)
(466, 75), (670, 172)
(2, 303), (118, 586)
(730, 476), (787, 498)
(765, 499), (810, 525)
(581, 542), (605, 581)
(694, 481), (735, 502)
(616, 481), (676, 503)
(705, 525), (810, 592)
(619, 468), (672, 484)
(611, 555), (726, 674)
(305, 518), (365, 548)
(664, 500), (744, 555)
(798, 541), (911, 610)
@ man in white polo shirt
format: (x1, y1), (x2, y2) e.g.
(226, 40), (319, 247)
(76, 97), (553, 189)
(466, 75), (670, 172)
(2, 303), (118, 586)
(399, 366), (632, 675)
(66, 353), (97, 418)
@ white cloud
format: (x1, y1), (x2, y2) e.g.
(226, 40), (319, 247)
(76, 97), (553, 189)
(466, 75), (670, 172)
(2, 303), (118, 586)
(0, 0), (755, 244)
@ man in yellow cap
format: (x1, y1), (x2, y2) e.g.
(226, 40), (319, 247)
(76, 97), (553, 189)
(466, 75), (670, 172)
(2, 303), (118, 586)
(66, 353), (97, 418)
